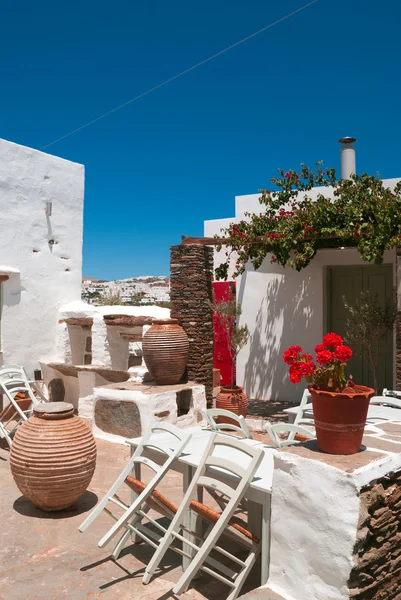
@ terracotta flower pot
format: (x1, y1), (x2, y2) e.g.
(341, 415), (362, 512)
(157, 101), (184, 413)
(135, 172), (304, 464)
(142, 318), (189, 385)
(10, 402), (97, 511)
(216, 386), (248, 425)
(309, 385), (374, 455)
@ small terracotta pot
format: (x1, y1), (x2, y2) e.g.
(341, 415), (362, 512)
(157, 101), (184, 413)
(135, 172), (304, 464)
(142, 318), (189, 385)
(216, 386), (248, 425)
(10, 402), (97, 511)
(309, 385), (374, 455)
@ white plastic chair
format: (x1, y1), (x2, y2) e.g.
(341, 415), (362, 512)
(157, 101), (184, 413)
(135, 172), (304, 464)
(79, 422), (192, 561)
(265, 422), (315, 448)
(0, 365), (46, 447)
(143, 433), (264, 600)
(202, 408), (252, 439)
(372, 389), (401, 409)
(283, 389), (314, 441)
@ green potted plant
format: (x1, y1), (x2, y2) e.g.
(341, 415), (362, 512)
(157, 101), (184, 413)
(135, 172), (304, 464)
(211, 298), (250, 424)
(343, 290), (397, 393)
(283, 333), (374, 454)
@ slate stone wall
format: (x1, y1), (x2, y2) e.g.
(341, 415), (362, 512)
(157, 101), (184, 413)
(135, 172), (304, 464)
(397, 252), (401, 389)
(348, 471), (401, 599)
(170, 245), (214, 405)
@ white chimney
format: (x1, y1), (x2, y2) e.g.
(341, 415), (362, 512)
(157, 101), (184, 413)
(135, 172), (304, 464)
(338, 136), (356, 180)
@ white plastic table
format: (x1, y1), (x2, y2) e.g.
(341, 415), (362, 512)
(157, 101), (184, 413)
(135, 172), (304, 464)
(126, 426), (274, 585)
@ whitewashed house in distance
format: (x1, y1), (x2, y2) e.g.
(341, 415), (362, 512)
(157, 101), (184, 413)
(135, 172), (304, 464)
(0, 137), (84, 379)
(205, 138), (401, 402)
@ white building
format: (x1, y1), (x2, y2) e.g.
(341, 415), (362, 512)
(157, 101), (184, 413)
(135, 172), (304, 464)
(0, 137), (84, 377)
(205, 139), (400, 401)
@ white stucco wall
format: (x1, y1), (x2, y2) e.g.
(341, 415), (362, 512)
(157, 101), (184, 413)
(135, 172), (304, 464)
(0, 138), (84, 377)
(268, 452), (360, 600)
(205, 180), (400, 401)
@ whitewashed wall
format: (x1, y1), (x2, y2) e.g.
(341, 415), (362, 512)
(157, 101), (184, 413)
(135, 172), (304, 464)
(205, 181), (400, 402)
(0, 138), (84, 377)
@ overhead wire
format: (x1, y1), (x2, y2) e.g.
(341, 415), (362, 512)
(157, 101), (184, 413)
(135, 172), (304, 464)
(40, 0), (320, 150)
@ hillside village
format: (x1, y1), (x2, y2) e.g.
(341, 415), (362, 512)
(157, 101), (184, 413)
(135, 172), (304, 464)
(82, 275), (170, 305)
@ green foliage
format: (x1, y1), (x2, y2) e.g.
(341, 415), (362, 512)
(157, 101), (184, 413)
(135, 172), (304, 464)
(96, 290), (124, 306)
(211, 299), (249, 358)
(215, 163), (401, 279)
(343, 290), (397, 392)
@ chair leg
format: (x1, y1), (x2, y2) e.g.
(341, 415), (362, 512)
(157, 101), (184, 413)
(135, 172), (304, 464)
(225, 547), (259, 600)
(112, 527), (132, 560)
(111, 507), (148, 560)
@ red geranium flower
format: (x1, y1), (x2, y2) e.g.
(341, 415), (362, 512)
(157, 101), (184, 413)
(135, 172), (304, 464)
(334, 345), (353, 362)
(316, 350), (333, 365)
(283, 345), (302, 365)
(323, 332), (343, 348)
(314, 343), (326, 353)
(300, 361), (316, 376)
(289, 363), (302, 383)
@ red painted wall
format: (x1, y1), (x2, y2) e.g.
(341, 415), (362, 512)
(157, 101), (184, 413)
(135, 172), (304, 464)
(213, 281), (236, 386)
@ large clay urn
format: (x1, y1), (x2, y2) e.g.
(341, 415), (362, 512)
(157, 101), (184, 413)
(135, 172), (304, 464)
(10, 402), (97, 511)
(142, 318), (189, 385)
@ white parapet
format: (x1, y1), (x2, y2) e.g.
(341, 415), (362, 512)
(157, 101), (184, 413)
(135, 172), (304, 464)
(91, 380), (207, 444)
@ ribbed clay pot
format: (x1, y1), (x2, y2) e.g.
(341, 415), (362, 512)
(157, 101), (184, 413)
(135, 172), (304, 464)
(10, 402), (97, 511)
(309, 385), (374, 455)
(142, 318), (189, 385)
(216, 386), (248, 425)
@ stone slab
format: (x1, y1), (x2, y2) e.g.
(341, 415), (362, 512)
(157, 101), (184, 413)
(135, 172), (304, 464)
(98, 379), (201, 394)
(47, 363), (130, 382)
(362, 435), (401, 454)
(103, 314), (154, 326)
(376, 422), (401, 436)
(279, 439), (386, 472)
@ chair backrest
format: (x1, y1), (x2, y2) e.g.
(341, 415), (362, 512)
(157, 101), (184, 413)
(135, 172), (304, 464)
(0, 396), (32, 423)
(187, 433), (263, 510)
(79, 421), (192, 537)
(383, 388), (401, 399)
(202, 408), (252, 439)
(265, 422), (314, 448)
(0, 364), (38, 406)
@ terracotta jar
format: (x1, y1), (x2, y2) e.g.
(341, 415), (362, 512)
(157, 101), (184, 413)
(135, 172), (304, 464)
(309, 385), (374, 455)
(216, 386), (248, 425)
(10, 402), (96, 511)
(142, 318), (189, 385)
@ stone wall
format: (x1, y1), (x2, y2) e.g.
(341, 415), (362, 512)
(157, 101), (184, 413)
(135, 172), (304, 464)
(170, 244), (214, 405)
(348, 470), (401, 599)
(396, 251), (401, 389)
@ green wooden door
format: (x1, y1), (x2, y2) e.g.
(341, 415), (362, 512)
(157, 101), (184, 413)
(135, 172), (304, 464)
(327, 265), (393, 392)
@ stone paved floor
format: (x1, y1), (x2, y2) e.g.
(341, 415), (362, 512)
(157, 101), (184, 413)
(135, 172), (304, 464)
(0, 437), (262, 600)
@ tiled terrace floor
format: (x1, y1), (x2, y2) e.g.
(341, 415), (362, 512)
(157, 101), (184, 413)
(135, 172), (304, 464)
(0, 436), (265, 600)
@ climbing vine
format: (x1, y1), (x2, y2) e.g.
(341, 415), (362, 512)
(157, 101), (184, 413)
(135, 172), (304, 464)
(215, 163), (401, 280)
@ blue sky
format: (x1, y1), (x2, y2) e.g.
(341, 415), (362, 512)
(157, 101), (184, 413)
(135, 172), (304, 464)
(2, 0), (401, 279)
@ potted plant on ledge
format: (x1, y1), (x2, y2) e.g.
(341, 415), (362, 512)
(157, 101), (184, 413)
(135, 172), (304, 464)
(283, 333), (375, 455)
(212, 298), (250, 424)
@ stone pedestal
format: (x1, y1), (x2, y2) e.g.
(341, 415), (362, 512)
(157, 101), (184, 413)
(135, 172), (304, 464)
(249, 422), (401, 600)
(170, 244), (214, 405)
(92, 380), (206, 444)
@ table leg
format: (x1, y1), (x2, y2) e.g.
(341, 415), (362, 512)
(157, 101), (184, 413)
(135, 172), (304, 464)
(261, 494), (271, 585)
(247, 499), (262, 542)
(130, 447), (141, 544)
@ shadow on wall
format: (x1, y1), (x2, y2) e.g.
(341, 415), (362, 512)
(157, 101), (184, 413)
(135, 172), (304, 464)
(239, 264), (318, 402)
